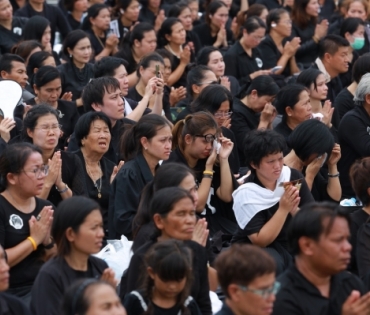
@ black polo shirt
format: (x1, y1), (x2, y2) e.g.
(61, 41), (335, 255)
(0, 17), (28, 54)
(231, 98), (260, 166)
(273, 265), (365, 315)
(224, 41), (263, 88)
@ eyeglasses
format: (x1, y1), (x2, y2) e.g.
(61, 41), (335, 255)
(238, 281), (281, 299)
(194, 134), (217, 143)
(251, 35), (265, 42)
(34, 124), (62, 132)
(197, 80), (218, 86)
(214, 111), (232, 118)
(22, 165), (49, 179)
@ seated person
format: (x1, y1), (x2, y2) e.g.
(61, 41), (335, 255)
(338, 73), (370, 198)
(273, 202), (366, 315)
(231, 75), (279, 166)
(93, 56), (152, 122)
(67, 77), (134, 164)
(232, 129), (314, 274)
(215, 244), (278, 315)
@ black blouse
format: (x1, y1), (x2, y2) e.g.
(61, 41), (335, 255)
(193, 23), (234, 49)
(0, 17), (28, 54)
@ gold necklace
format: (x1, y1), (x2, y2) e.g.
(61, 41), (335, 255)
(95, 33), (105, 49)
(85, 161), (103, 199)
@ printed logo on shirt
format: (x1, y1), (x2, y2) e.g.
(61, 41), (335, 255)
(255, 57), (263, 68)
(367, 127), (370, 135)
(9, 214), (23, 229)
(13, 27), (22, 36)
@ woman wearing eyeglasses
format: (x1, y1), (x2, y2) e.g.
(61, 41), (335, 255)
(0, 142), (55, 303)
(165, 111), (238, 237)
(22, 105), (87, 207)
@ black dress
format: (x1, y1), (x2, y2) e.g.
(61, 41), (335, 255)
(0, 17), (28, 54)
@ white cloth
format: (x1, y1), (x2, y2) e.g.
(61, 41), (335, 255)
(315, 58), (331, 83)
(232, 166), (291, 229)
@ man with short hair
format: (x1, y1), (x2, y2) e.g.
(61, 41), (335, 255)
(215, 244), (278, 315)
(68, 77), (134, 163)
(273, 202), (370, 315)
(0, 53), (34, 101)
(94, 56), (157, 121)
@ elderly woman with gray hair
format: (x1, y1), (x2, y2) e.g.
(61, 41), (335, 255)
(338, 73), (370, 199)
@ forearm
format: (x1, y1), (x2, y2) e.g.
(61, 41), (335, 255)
(6, 239), (36, 267)
(289, 57), (300, 74)
(240, 0), (248, 12)
(151, 93), (164, 116)
(305, 173), (315, 190)
(250, 209), (289, 247)
(196, 166), (213, 212)
(126, 95), (150, 121)
(327, 165), (341, 201)
(167, 64), (187, 87)
(274, 54), (291, 75)
(127, 72), (138, 88)
(258, 119), (270, 130)
(94, 48), (113, 61)
(216, 159), (233, 202)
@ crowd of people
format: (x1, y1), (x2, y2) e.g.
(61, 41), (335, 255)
(1, 0), (370, 313)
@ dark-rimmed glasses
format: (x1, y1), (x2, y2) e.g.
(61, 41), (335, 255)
(238, 281), (280, 299)
(194, 134), (216, 143)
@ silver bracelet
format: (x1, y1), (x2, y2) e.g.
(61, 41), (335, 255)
(56, 184), (68, 193)
(328, 173), (340, 178)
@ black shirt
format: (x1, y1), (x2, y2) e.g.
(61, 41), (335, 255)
(333, 88), (354, 121)
(85, 29), (106, 58)
(67, 13), (81, 30)
(0, 196), (53, 289)
(338, 105), (370, 198)
(121, 239), (212, 315)
(349, 209), (369, 274)
(57, 61), (95, 101)
(255, 0), (282, 10)
(356, 220), (370, 278)
(123, 291), (202, 315)
(114, 47), (137, 75)
(215, 303), (235, 315)
(224, 41), (263, 88)
(14, 2), (71, 47)
(319, 0), (336, 20)
(0, 293), (31, 315)
(272, 265), (365, 315)
(274, 120), (293, 155)
(193, 23), (234, 49)
(75, 150), (115, 234)
(291, 22), (319, 69)
(30, 255), (108, 315)
(232, 168), (314, 245)
(231, 98), (260, 166)
(0, 17), (28, 54)
(108, 153), (155, 240)
(46, 151), (87, 206)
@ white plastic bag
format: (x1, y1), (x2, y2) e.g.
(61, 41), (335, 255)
(94, 235), (133, 282)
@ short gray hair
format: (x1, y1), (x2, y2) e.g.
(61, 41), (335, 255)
(354, 73), (370, 106)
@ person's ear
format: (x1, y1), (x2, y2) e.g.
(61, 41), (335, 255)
(140, 136), (149, 150)
(89, 16), (95, 27)
(26, 128), (34, 140)
(6, 173), (17, 186)
(250, 89), (258, 99)
(192, 83), (201, 95)
(250, 162), (257, 170)
(33, 84), (38, 95)
(365, 94), (370, 105)
(323, 52), (332, 63)
(227, 284), (242, 302)
(298, 236), (315, 256)
(285, 106), (293, 117)
(33, 67), (39, 74)
(0, 70), (8, 79)
(134, 39), (140, 48)
(139, 66), (145, 77)
(344, 31), (351, 42)
(147, 267), (155, 279)
(184, 133), (193, 145)
(65, 227), (76, 243)
(91, 102), (102, 112)
(165, 33), (172, 42)
(153, 213), (164, 230)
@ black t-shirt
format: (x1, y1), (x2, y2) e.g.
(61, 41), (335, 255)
(57, 61), (95, 101)
(232, 168), (314, 246)
(123, 291), (202, 315)
(0, 196), (53, 289)
(75, 150), (115, 234)
(30, 255), (108, 315)
(224, 41), (263, 88)
(114, 47), (137, 75)
(67, 13), (81, 30)
(273, 265), (365, 315)
(0, 17), (28, 54)
(274, 120), (292, 155)
(192, 23), (233, 49)
(231, 98), (260, 166)
(0, 293), (31, 315)
(334, 88), (354, 121)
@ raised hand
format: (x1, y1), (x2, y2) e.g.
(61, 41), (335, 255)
(0, 117), (16, 143)
(29, 206), (54, 245)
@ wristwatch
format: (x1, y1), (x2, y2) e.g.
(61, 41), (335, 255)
(56, 183), (68, 194)
(44, 237), (55, 250)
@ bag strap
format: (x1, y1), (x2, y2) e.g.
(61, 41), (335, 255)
(131, 291), (148, 311)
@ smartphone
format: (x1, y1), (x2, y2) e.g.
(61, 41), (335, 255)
(155, 65), (160, 78)
(271, 66), (283, 74)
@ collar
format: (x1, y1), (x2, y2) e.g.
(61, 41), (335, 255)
(315, 58), (331, 83)
(136, 153), (155, 183)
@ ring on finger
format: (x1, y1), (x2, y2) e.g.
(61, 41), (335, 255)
(36, 215), (41, 221)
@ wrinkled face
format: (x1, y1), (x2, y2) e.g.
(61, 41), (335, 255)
(35, 78), (62, 107)
(178, 7), (193, 31)
(210, 6), (229, 29)
(234, 273), (277, 315)
(286, 90), (312, 124)
(27, 114), (61, 151)
(82, 119), (111, 155)
(68, 210), (105, 254)
(273, 12), (292, 38)
(207, 50), (225, 78)
(346, 1), (367, 21)
(70, 37), (92, 65)
(155, 197), (197, 240)
(166, 22), (186, 46)
(305, 0), (320, 17)
(309, 74), (328, 101)
(85, 284), (127, 315)
(309, 217), (352, 275)
(252, 152), (284, 183)
(141, 125), (172, 161)
(91, 8), (111, 31)
(0, 0), (12, 20)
